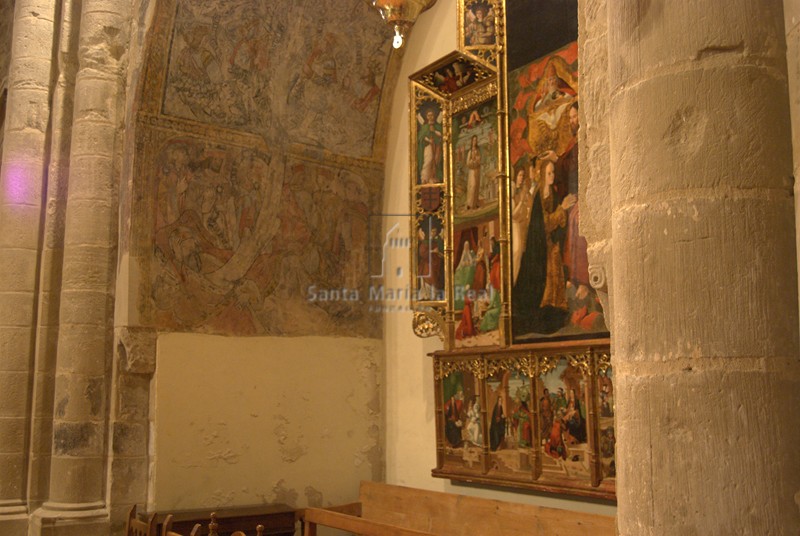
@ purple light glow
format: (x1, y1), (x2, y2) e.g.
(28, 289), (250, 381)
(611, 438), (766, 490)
(3, 163), (36, 205)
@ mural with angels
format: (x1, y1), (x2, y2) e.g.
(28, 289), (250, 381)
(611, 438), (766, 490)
(149, 137), (381, 337)
(163, 0), (391, 158)
(508, 41), (608, 343)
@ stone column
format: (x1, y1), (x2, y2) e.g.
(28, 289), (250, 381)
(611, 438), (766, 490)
(27, 0), (81, 512)
(0, 1), (56, 534)
(607, 1), (800, 534)
(32, 0), (129, 533)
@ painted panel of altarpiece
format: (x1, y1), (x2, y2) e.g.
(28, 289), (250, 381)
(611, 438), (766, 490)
(162, 0), (391, 158)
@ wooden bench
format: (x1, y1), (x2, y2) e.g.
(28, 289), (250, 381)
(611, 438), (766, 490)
(153, 504), (295, 536)
(299, 481), (615, 536)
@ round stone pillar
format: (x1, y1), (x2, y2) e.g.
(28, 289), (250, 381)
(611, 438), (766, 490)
(0, 0), (56, 533)
(607, 1), (800, 533)
(33, 1), (129, 533)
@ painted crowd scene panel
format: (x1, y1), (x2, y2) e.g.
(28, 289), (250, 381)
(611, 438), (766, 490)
(441, 370), (485, 469)
(452, 99), (501, 347)
(485, 370), (535, 477)
(163, 0), (392, 158)
(508, 41), (608, 343)
(149, 137), (382, 337)
(598, 367), (616, 479)
(537, 359), (591, 482)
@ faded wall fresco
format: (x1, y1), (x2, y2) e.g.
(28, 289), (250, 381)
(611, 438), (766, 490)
(163, 0), (391, 158)
(130, 0), (393, 338)
(145, 132), (383, 337)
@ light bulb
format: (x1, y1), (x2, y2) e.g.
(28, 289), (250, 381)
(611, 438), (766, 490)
(393, 28), (404, 48)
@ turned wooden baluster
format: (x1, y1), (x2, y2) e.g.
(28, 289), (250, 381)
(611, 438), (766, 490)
(209, 512), (219, 536)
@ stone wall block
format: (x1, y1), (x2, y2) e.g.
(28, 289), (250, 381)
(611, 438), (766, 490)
(10, 13), (55, 59)
(7, 58), (51, 97)
(61, 246), (114, 290)
(72, 78), (116, 122)
(37, 248), (64, 294)
(0, 246), (39, 292)
(68, 121), (116, 159)
(31, 374), (56, 421)
(33, 324), (59, 370)
(0, 207), (41, 248)
(78, 11), (130, 72)
(0, 326), (35, 371)
(111, 422), (146, 457)
(30, 417), (54, 457)
(47, 456), (105, 503)
(36, 290), (62, 327)
(0, 453), (24, 499)
(0, 291), (36, 327)
(57, 289), (112, 327)
(63, 201), (115, 246)
(1, 134), (47, 177)
(616, 367), (800, 534)
(67, 155), (114, 201)
(0, 417), (27, 451)
(609, 0), (785, 91)
(108, 457), (148, 506)
(4, 85), (51, 132)
(56, 327), (109, 374)
(610, 66), (793, 207)
(115, 327), (156, 374)
(613, 196), (798, 360)
(14, 0), (59, 16)
(53, 375), (107, 423)
(116, 373), (150, 420)
(52, 420), (105, 456)
(0, 371), (30, 416)
(27, 451), (51, 505)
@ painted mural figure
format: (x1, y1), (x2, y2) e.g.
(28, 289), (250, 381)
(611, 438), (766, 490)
(489, 395), (505, 451)
(465, 134), (482, 209)
(444, 392), (465, 448)
(545, 411), (568, 460)
(511, 400), (532, 448)
(511, 166), (532, 283)
(418, 223), (445, 299)
(563, 388), (586, 444)
(418, 108), (444, 184)
(465, 2), (495, 46)
(511, 159), (575, 334)
(466, 397), (483, 446)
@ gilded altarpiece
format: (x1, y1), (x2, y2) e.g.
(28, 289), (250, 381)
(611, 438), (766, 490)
(412, 0), (615, 499)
